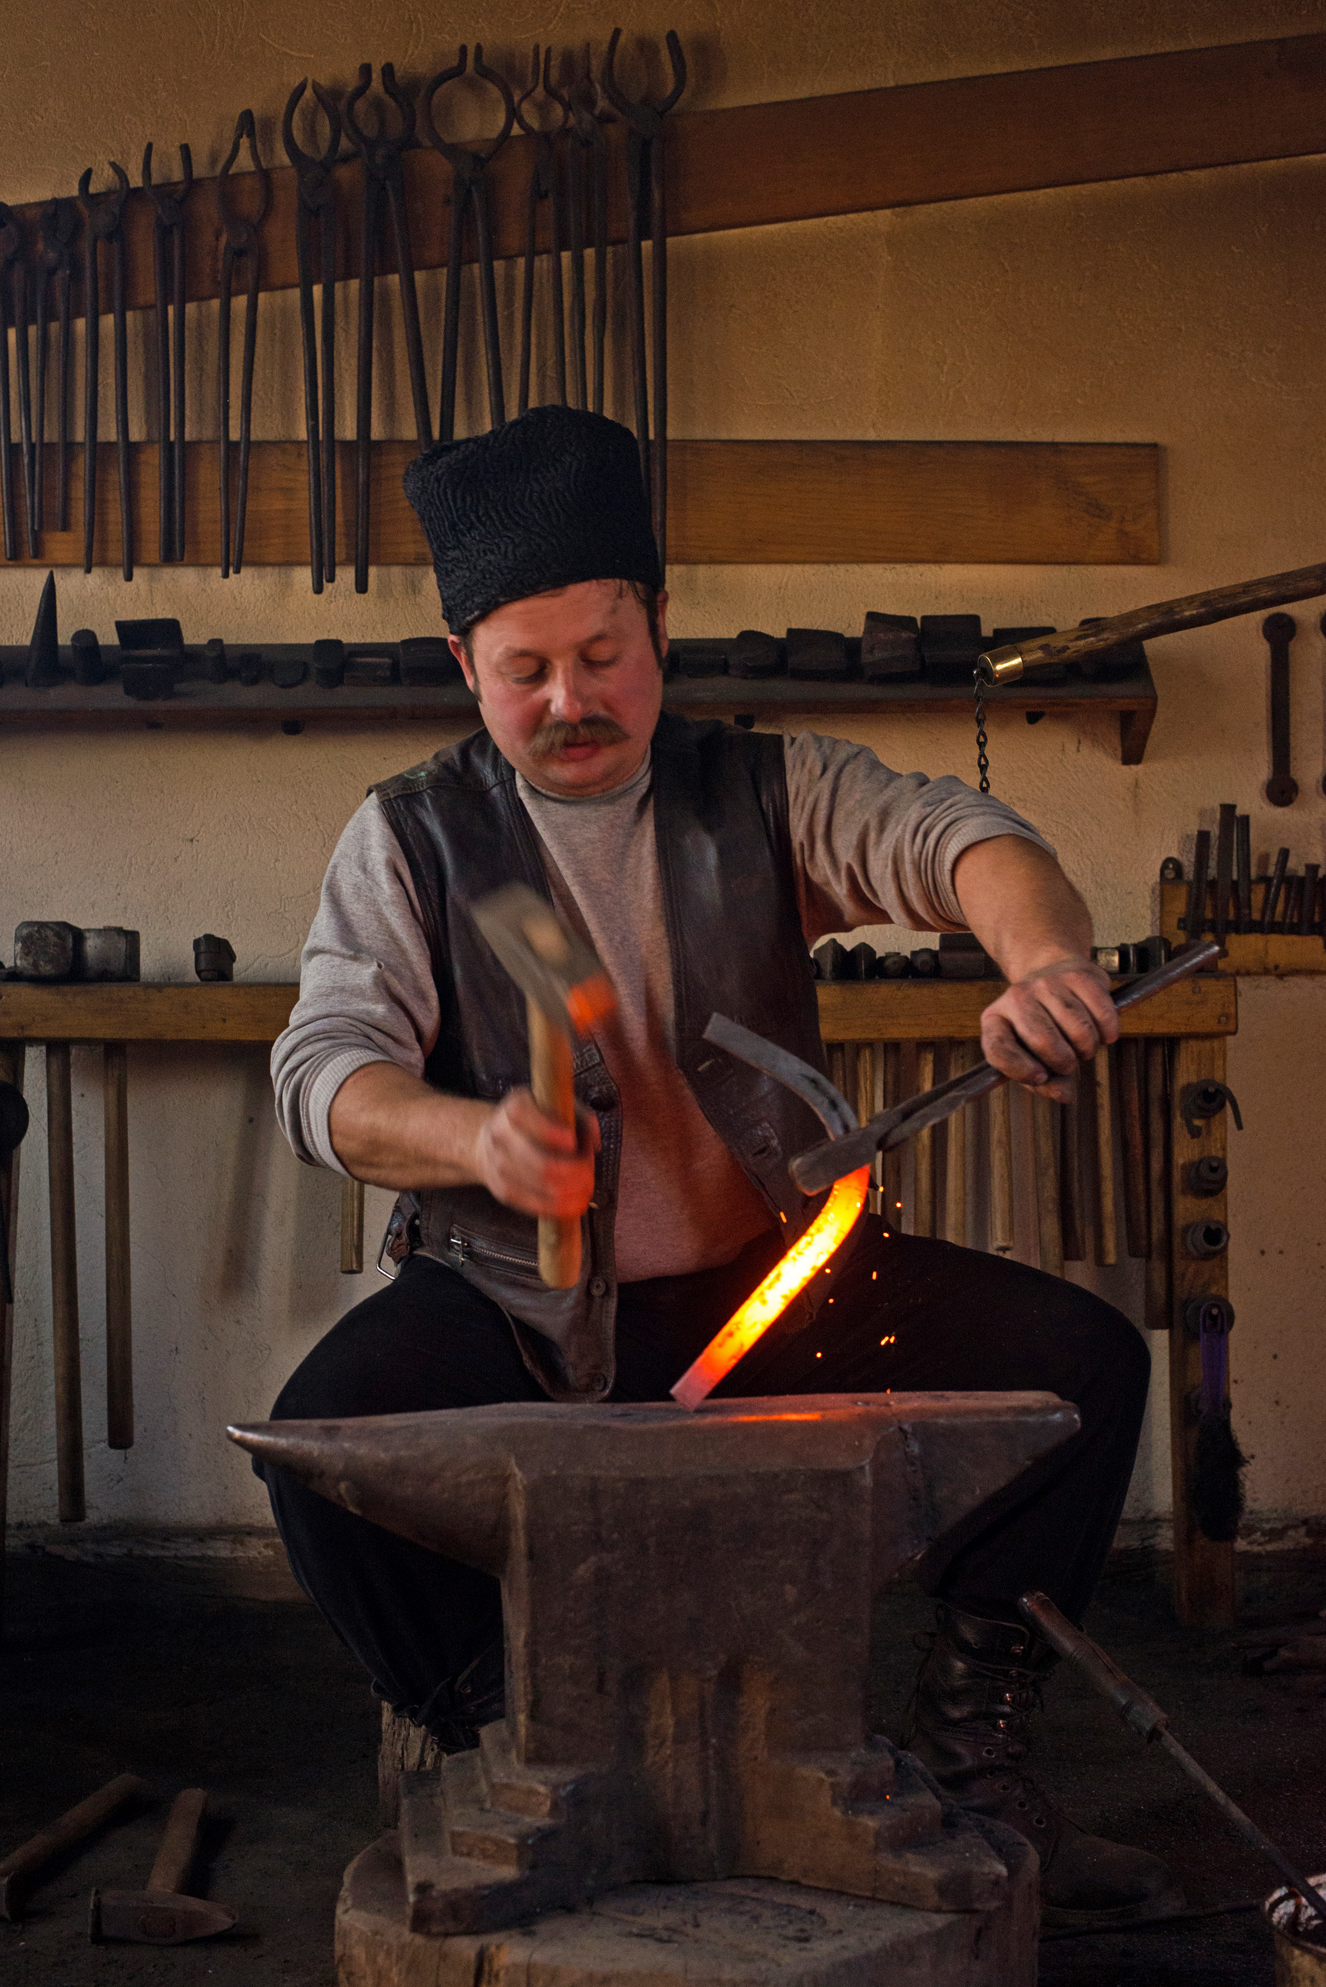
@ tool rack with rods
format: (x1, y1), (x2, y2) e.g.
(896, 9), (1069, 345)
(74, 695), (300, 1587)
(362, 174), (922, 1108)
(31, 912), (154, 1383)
(817, 970), (1240, 1627)
(0, 972), (1237, 1626)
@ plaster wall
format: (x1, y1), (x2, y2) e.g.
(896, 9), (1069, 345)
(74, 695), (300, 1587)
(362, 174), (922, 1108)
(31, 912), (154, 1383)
(1, 1), (1325, 1538)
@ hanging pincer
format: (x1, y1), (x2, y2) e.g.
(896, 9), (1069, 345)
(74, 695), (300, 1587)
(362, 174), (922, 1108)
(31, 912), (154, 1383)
(283, 78), (342, 592)
(214, 111), (271, 578)
(76, 163), (131, 577)
(142, 142), (193, 563)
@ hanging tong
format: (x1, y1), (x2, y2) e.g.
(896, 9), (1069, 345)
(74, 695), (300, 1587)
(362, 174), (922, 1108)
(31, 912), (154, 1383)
(601, 29), (686, 568)
(0, 208), (22, 560)
(344, 63), (432, 595)
(76, 163), (131, 578)
(214, 111), (270, 578)
(0, 210), (38, 557)
(143, 142), (193, 563)
(35, 199), (77, 535)
(283, 78), (342, 593)
(421, 46), (515, 442)
(515, 46), (569, 414)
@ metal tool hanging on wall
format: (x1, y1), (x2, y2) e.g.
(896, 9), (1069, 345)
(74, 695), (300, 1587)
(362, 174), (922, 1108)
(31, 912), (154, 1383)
(35, 198), (77, 536)
(601, 27), (686, 569)
(283, 78), (342, 594)
(421, 45), (515, 445)
(77, 164), (131, 580)
(214, 110), (270, 579)
(0, 206), (22, 562)
(345, 62), (433, 594)
(516, 46), (568, 415)
(142, 143), (193, 564)
(568, 50), (611, 414)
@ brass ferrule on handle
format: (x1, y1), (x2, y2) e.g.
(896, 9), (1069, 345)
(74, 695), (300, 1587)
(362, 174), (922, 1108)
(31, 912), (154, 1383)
(976, 558), (1326, 686)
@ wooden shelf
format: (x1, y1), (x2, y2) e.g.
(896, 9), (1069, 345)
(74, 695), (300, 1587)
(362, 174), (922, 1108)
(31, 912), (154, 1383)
(0, 639), (1158, 764)
(1159, 879), (1326, 973)
(3, 437), (1159, 571)
(817, 975), (1236, 1042)
(0, 972), (1235, 1045)
(7, 33), (1326, 312)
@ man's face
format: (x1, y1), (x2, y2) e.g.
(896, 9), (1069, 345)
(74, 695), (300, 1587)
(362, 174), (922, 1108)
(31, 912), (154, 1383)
(450, 579), (668, 796)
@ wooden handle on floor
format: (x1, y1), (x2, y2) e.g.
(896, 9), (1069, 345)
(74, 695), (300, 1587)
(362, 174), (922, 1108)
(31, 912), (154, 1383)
(988, 1080), (1014, 1255)
(46, 1042), (84, 1522)
(340, 1176), (365, 1274)
(103, 1043), (132, 1450)
(528, 997), (581, 1289)
(1031, 1092), (1064, 1277)
(0, 1772), (145, 1920)
(147, 1788), (208, 1896)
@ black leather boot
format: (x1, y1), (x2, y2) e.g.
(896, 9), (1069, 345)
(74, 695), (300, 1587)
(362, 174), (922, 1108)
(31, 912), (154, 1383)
(903, 1601), (1185, 1929)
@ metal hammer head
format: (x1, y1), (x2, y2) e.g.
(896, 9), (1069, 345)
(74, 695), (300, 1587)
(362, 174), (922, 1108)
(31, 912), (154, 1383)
(471, 883), (615, 1034)
(89, 1888), (236, 1944)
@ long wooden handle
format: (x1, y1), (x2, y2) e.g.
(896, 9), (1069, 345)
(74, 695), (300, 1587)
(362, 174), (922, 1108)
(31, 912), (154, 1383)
(979, 559), (1326, 681)
(1031, 1092), (1063, 1277)
(912, 1043), (935, 1238)
(147, 1788), (208, 1896)
(1059, 1069), (1085, 1262)
(527, 997), (580, 1290)
(1143, 1039), (1171, 1330)
(0, 1041), (26, 1633)
(103, 1042), (132, 1451)
(987, 1080), (1013, 1255)
(0, 1772), (145, 1920)
(944, 1042), (974, 1245)
(1093, 1046), (1118, 1268)
(340, 1176), (365, 1274)
(1116, 1039), (1149, 1259)
(46, 1042), (84, 1522)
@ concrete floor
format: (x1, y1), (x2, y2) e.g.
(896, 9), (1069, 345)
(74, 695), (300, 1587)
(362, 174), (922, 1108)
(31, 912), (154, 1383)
(1, 1537), (1323, 1986)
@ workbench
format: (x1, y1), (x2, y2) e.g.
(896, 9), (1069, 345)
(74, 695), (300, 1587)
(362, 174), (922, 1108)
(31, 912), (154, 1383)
(0, 972), (1238, 1626)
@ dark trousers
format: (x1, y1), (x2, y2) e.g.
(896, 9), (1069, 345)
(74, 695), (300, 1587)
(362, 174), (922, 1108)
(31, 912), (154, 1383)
(263, 1224), (1151, 1740)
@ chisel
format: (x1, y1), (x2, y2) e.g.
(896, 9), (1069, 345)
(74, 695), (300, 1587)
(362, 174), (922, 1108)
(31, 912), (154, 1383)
(1261, 847), (1289, 932)
(1234, 813), (1252, 934)
(1212, 803), (1236, 953)
(1183, 829), (1210, 947)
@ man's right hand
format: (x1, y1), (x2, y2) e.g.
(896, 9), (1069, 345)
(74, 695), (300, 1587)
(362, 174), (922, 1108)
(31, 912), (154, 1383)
(472, 1088), (599, 1218)
(328, 1059), (598, 1214)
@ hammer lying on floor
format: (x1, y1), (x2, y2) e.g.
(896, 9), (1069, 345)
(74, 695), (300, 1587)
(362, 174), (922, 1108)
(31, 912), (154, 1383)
(90, 1787), (235, 1945)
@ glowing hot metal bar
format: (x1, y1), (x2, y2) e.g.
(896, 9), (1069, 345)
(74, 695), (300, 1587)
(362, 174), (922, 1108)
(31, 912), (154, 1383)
(671, 1164), (870, 1409)
(671, 1012), (863, 1411)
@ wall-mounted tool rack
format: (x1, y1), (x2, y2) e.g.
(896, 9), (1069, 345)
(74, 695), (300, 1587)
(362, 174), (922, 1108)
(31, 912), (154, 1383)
(0, 969), (1236, 1623)
(0, 636), (1158, 762)
(1159, 880), (1326, 972)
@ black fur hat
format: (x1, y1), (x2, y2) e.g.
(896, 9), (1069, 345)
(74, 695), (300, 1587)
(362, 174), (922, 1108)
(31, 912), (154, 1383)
(404, 406), (662, 632)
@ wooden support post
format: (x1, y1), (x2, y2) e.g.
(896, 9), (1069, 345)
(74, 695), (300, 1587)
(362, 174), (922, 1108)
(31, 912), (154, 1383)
(1168, 1035), (1235, 1627)
(945, 1043), (975, 1246)
(854, 1044), (877, 1215)
(988, 1082), (1014, 1256)
(1059, 1071), (1085, 1261)
(0, 1041), (26, 1627)
(103, 1042), (132, 1450)
(1116, 1039), (1149, 1258)
(45, 1042), (84, 1522)
(1031, 1094), (1064, 1277)
(1144, 1039), (1171, 1331)
(341, 1177), (366, 1275)
(913, 1043), (936, 1238)
(1093, 1046), (1118, 1268)
(879, 1042), (902, 1229)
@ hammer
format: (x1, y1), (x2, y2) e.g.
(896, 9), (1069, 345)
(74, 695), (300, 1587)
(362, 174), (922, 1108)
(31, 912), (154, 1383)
(90, 1787), (235, 1944)
(471, 884), (616, 1290)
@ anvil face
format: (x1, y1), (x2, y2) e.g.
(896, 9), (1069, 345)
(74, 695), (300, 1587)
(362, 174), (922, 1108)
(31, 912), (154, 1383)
(231, 1393), (1074, 1768)
(231, 1394), (1075, 1933)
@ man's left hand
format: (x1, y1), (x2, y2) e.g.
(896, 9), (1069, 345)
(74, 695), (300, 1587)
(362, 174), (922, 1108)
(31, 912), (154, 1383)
(980, 955), (1118, 1103)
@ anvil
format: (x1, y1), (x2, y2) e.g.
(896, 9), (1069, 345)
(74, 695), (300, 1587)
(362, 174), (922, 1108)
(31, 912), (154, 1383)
(230, 1391), (1076, 1936)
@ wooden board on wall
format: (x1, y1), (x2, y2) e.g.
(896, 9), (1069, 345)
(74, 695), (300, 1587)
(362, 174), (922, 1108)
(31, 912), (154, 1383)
(817, 976), (1235, 1041)
(11, 33), (1326, 312)
(7, 437), (1160, 568)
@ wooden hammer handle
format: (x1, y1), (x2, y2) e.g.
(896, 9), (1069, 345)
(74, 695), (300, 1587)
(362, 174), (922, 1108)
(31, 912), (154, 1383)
(46, 1042), (84, 1522)
(147, 1788), (208, 1896)
(527, 997), (581, 1290)
(0, 1772), (145, 1919)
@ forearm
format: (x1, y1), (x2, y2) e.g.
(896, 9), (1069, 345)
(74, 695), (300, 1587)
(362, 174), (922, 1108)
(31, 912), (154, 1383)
(328, 1060), (490, 1190)
(952, 835), (1094, 978)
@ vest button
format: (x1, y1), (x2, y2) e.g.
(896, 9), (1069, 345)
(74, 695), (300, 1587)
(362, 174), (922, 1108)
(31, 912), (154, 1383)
(589, 1276), (607, 1298)
(588, 1370), (609, 1392)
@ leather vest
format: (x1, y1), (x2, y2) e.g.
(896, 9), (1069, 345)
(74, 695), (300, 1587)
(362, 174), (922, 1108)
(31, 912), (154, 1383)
(372, 710), (830, 1400)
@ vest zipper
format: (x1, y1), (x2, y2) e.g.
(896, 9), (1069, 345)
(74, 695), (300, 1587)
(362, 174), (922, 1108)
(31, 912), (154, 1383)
(447, 1226), (544, 1285)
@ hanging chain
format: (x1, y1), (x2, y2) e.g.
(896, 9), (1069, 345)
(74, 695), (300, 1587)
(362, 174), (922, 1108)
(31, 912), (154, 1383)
(973, 667), (990, 794)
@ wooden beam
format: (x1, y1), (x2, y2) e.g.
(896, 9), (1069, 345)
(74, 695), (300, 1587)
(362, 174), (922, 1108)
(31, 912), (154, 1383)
(10, 34), (1326, 313)
(4, 437), (1159, 569)
(0, 973), (1236, 1045)
(816, 976), (1236, 1041)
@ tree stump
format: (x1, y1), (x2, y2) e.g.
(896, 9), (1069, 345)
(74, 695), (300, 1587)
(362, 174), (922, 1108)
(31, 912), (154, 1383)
(377, 1705), (444, 1826)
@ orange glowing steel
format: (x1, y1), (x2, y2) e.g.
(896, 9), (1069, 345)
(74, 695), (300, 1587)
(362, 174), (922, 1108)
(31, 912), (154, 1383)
(671, 1167), (870, 1410)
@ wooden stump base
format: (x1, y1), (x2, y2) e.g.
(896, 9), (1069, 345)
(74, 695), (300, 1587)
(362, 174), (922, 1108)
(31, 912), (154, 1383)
(377, 1705), (445, 1825)
(334, 1831), (1039, 1987)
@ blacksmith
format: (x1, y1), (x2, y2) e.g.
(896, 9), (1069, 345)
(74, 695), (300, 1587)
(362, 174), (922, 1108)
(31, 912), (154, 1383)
(266, 405), (1177, 1929)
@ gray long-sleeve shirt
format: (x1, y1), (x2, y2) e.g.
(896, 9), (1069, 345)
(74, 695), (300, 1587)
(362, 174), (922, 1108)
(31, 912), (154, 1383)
(272, 730), (1051, 1280)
